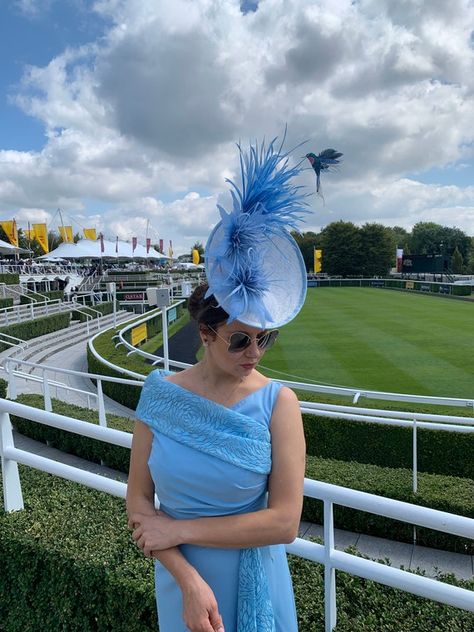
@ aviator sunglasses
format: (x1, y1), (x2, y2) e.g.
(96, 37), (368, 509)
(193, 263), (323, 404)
(207, 326), (279, 353)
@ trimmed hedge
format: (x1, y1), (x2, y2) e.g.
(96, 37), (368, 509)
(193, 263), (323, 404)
(0, 298), (13, 309)
(86, 347), (143, 410)
(304, 457), (474, 554)
(0, 273), (19, 284)
(11, 395), (474, 553)
(71, 301), (114, 322)
(303, 414), (474, 480)
(0, 312), (71, 351)
(11, 395), (133, 472)
(19, 290), (64, 304)
(0, 467), (473, 631)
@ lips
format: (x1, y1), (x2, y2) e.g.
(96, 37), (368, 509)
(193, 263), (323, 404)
(240, 364), (255, 369)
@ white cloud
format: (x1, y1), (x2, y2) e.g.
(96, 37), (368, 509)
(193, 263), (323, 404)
(1, 0), (473, 252)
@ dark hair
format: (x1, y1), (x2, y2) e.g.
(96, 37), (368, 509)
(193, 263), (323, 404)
(188, 283), (229, 328)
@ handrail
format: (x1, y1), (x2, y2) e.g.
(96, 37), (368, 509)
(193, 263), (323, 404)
(0, 398), (472, 632)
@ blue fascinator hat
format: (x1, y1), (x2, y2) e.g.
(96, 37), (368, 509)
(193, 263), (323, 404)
(205, 137), (308, 329)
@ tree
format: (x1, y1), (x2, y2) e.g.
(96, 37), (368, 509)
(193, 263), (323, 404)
(411, 222), (471, 259)
(450, 247), (464, 274)
(320, 221), (361, 276)
(359, 223), (395, 276)
(291, 231), (320, 272)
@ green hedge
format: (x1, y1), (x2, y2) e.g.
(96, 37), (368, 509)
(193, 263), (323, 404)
(86, 347), (142, 410)
(11, 395), (133, 473)
(303, 414), (474, 479)
(19, 290), (64, 304)
(0, 312), (71, 352)
(304, 457), (474, 554)
(70, 301), (114, 322)
(0, 467), (473, 631)
(314, 278), (472, 297)
(0, 273), (19, 284)
(0, 298), (13, 309)
(11, 395), (474, 553)
(0, 378), (7, 398)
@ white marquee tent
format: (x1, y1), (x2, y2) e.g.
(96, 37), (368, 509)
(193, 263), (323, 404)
(38, 239), (170, 261)
(0, 238), (30, 255)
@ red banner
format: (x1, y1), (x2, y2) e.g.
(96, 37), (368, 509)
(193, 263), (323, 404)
(132, 237), (137, 252)
(146, 237), (151, 254)
(159, 239), (164, 253)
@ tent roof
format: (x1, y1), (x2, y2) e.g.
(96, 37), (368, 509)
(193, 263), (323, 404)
(0, 238), (30, 254)
(38, 239), (171, 260)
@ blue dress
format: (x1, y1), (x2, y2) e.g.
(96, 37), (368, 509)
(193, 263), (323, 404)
(142, 379), (298, 632)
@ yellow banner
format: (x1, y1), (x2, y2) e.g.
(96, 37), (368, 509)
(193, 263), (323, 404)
(192, 249), (200, 265)
(83, 228), (97, 240)
(0, 220), (19, 247)
(32, 223), (49, 253)
(314, 248), (322, 273)
(131, 322), (147, 346)
(24, 228), (36, 241)
(59, 225), (74, 243)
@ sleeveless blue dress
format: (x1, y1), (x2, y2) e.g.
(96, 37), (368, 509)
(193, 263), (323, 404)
(140, 379), (298, 632)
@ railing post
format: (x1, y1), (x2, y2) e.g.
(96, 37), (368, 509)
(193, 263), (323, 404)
(0, 411), (24, 511)
(324, 500), (337, 632)
(412, 418), (418, 494)
(5, 361), (17, 400)
(42, 372), (52, 412)
(97, 380), (107, 427)
(30, 302), (34, 319)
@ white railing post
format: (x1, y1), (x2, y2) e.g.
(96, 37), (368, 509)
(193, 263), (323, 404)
(413, 418), (418, 494)
(162, 307), (169, 371)
(42, 373), (52, 412)
(96, 379), (107, 427)
(0, 412), (24, 511)
(6, 361), (17, 400)
(30, 302), (34, 319)
(324, 500), (337, 632)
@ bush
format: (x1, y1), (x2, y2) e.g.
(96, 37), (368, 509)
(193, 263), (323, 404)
(19, 290), (64, 304)
(71, 302), (114, 322)
(0, 298), (13, 309)
(11, 395), (133, 473)
(304, 457), (474, 554)
(86, 347), (143, 410)
(0, 378), (7, 398)
(0, 468), (472, 631)
(302, 414), (474, 479)
(0, 273), (19, 284)
(0, 312), (71, 351)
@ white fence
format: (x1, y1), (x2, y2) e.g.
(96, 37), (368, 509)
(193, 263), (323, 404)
(0, 398), (472, 631)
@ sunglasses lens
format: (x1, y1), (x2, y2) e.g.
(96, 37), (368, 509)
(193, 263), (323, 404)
(257, 330), (279, 350)
(228, 332), (252, 352)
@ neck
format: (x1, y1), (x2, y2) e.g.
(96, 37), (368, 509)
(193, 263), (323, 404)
(197, 359), (245, 389)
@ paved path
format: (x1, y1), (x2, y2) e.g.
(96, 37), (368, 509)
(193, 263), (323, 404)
(152, 319), (200, 364)
(6, 325), (473, 580)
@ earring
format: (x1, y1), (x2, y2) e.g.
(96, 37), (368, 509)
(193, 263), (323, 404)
(203, 340), (208, 347)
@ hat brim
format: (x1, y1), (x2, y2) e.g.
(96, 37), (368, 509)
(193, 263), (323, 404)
(205, 222), (307, 329)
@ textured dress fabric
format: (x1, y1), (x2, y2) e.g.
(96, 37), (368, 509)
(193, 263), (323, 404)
(135, 373), (298, 632)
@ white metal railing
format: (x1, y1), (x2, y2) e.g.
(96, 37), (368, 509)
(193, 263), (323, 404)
(0, 298), (74, 326)
(0, 398), (472, 631)
(3, 358), (144, 426)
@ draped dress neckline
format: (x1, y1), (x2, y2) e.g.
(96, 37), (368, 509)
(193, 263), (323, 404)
(162, 378), (274, 410)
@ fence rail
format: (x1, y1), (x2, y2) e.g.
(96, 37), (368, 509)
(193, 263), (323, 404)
(0, 398), (472, 632)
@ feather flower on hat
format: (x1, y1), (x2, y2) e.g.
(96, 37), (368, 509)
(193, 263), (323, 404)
(205, 137), (309, 328)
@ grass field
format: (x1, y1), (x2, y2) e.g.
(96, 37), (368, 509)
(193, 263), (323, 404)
(259, 288), (474, 399)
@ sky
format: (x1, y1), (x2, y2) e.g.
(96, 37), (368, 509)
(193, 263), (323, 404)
(0, 0), (473, 256)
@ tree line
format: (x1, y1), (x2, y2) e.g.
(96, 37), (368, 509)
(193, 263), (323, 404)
(291, 221), (474, 277)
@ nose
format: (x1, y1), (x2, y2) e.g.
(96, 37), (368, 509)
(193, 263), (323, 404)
(244, 338), (263, 358)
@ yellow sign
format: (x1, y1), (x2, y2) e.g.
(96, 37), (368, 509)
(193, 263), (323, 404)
(131, 323), (148, 346)
(59, 225), (74, 243)
(83, 228), (97, 240)
(0, 220), (19, 247)
(32, 223), (49, 253)
(192, 249), (200, 265)
(314, 248), (322, 273)
(405, 280), (414, 290)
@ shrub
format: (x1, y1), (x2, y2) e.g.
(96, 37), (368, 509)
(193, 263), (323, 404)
(70, 301), (114, 322)
(0, 298), (13, 309)
(0, 273), (19, 284)
(0, 312), (71, 351)
(19, 290), (64, 304)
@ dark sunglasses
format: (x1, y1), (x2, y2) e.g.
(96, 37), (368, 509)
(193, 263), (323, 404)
(208, 326), (279, 353)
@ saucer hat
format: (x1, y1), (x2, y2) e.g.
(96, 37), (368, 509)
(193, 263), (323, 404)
(205, 137), (308, 329)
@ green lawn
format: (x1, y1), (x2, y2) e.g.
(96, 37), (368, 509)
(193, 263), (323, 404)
(259, 288), (474, 399)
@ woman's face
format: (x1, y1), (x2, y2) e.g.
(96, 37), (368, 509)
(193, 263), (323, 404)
(202, 321), (270, 378)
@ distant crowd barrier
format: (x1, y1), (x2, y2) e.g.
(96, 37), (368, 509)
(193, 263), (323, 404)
(307, 277), (472, 296)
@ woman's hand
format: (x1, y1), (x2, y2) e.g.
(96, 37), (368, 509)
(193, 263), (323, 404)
(129, 510), (178, 555)
(180, 574), (225, 632)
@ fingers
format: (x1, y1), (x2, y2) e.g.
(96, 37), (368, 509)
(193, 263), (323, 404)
(209, 606), (225, 632)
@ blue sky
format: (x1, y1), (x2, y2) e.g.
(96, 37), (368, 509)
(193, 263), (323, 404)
(0, 0), (473, 255)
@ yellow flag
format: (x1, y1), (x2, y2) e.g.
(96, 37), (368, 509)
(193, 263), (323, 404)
(314, 249), (322, 273)
(32, 223), (49, 253)
(59, 225), (74, 243)
(0, 220), (19, 247)
(192, 249), (200, 265)
(83, 228), (97, 241)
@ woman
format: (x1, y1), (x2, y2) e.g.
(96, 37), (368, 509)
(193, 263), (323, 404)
(127, 137), (309, 631)
(127, 284), (305, 631)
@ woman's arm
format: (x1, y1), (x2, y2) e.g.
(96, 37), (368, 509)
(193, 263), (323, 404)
(127, 421), (225, 632)
(131, 387), (305, 552)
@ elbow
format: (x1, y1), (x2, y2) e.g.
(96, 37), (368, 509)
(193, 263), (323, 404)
(276, 517), (300, 544)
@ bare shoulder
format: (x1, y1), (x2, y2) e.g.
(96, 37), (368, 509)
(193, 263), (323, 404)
(275, 385), (300, 408)
(164, 367), (195, 386)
